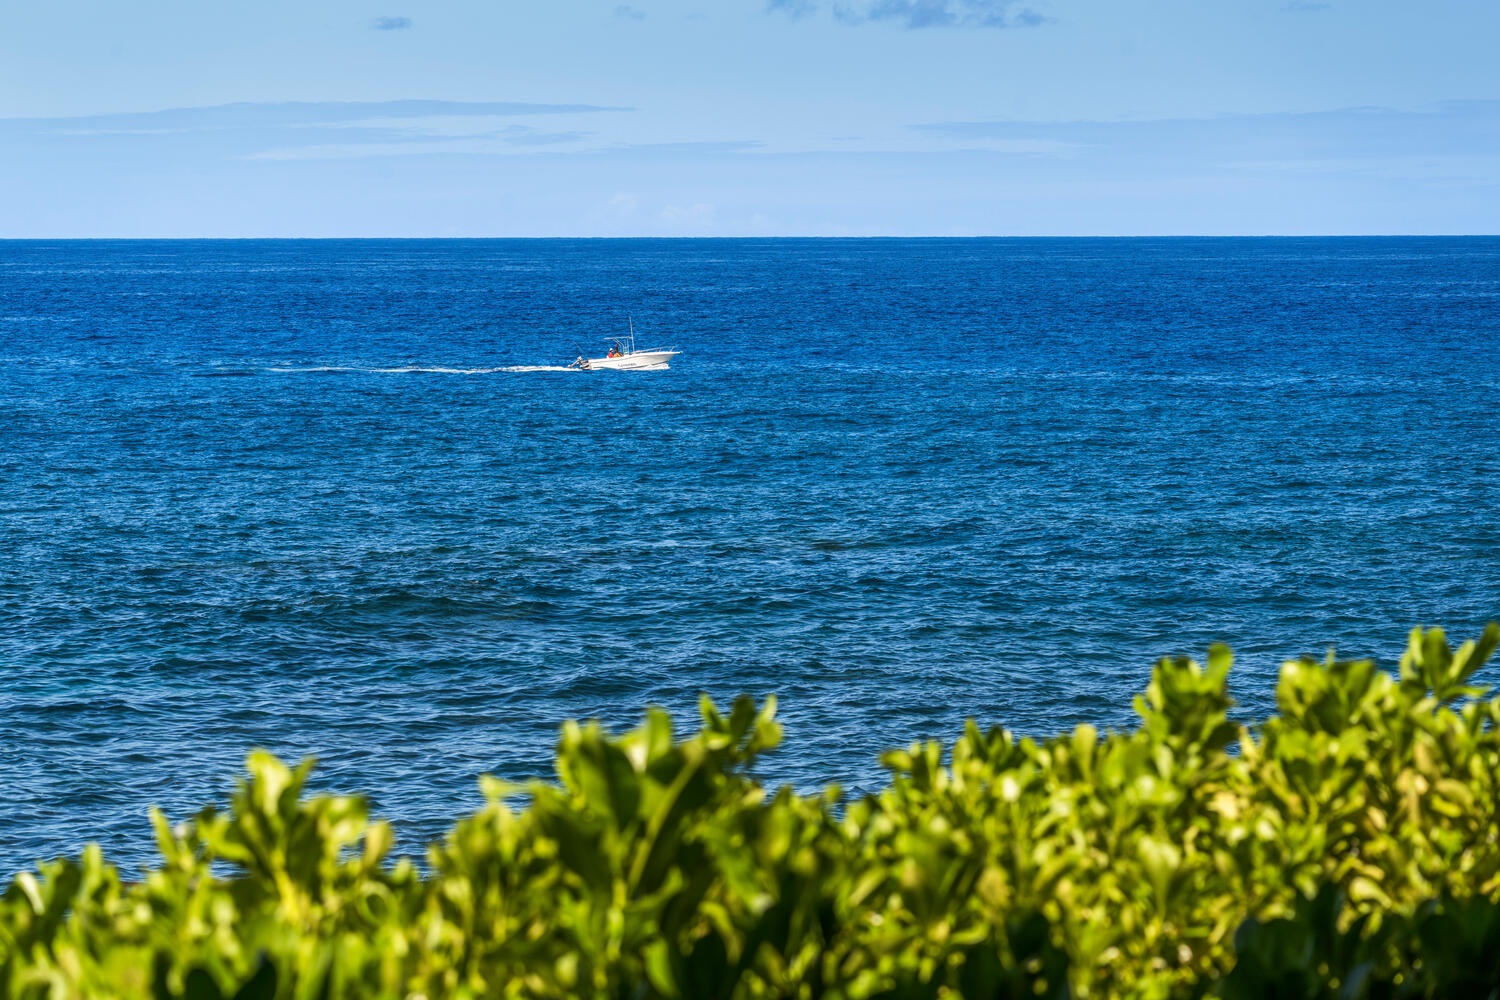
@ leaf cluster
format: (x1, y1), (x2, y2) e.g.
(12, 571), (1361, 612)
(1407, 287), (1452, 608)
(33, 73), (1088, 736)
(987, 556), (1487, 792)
(3, 626), (1500, 998)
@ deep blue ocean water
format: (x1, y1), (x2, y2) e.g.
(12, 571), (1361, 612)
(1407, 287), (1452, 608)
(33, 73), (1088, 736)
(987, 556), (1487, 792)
(2, 237), (1498, 874)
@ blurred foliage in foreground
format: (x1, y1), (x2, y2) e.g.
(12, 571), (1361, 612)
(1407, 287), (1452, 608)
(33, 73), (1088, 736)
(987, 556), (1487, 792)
(4, 626), (1500, 999)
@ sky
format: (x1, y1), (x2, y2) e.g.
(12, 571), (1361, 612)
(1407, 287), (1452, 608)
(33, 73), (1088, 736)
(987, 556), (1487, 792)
(2, 0), (1498, 236)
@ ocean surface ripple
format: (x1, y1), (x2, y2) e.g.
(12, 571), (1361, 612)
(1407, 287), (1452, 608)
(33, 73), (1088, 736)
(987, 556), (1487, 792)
(2, 237), (1498, 873)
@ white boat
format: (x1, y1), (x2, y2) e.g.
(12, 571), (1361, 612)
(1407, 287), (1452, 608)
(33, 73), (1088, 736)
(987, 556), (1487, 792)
(570, 319), (680, 371)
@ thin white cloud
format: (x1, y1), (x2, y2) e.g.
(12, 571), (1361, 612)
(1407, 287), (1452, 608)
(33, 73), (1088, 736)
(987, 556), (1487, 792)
(913, 103), (1500, 165)
(9, 100), (1500, 236)
(245, 124), (596, 160)
(772, 0), (1048, 28)
(607, 139), (763, 153)
(372, 16), (412, 30)
(767, 0), (817, 16)
(659, 201), (716, 226)
(4, 101), (628, 164)
(52, 127), (192, 137)
(6, 101), (629, 137)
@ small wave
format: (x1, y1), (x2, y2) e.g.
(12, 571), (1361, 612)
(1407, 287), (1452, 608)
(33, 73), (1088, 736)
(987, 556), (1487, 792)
(263, 364), (578, 375)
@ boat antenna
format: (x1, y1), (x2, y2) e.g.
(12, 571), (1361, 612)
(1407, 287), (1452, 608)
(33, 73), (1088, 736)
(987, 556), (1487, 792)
(628, 315), (635, 353)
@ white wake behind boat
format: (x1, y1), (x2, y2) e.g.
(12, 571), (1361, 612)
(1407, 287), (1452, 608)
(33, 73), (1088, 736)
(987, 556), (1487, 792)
(570, 319), (680, 371)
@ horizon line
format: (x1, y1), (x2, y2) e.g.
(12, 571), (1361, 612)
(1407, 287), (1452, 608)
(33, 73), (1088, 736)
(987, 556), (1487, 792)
(3, 233), (1499, 241)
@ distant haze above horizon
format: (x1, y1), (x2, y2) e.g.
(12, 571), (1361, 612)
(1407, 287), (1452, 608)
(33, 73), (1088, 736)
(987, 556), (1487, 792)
(5, 1), (1499, 237)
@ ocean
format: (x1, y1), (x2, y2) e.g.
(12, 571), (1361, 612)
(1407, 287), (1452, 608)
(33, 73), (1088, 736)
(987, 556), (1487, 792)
(2, 237), (1498, 874)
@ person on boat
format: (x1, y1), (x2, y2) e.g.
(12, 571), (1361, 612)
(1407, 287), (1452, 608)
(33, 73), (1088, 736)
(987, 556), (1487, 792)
(607, 345), (619, 358)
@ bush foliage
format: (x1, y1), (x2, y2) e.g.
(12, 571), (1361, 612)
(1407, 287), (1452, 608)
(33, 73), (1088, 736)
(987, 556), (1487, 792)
(4, 625), (1500, 999)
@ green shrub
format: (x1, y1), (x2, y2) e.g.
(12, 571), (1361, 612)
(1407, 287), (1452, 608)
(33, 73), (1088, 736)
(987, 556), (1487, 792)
(3, 625), (1499, 999)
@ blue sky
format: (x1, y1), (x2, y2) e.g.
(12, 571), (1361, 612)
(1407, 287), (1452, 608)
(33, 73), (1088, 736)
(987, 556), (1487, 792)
(3, 0), (1498, 236)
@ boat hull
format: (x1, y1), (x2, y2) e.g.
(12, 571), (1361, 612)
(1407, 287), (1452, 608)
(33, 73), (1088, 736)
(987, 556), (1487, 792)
(579, 350), (679, 371)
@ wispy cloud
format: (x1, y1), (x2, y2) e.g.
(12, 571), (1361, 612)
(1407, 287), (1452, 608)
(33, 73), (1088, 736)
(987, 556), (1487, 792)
(913, 103), (1500, 169)
(7, 100), (628, 137)
(613, 5), (646, 19)
(500, 126), (593, 147)
(1280, 1), (1331, 11)
(246, 127), (596, 161)
(616, 140), (764, 153)
(8, 101), (1500, 237)
(372, 16), (412, 30)
(767, 0), (817, 16)
(2, 101), (630, 164)
(772, 0), (1047, 28)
